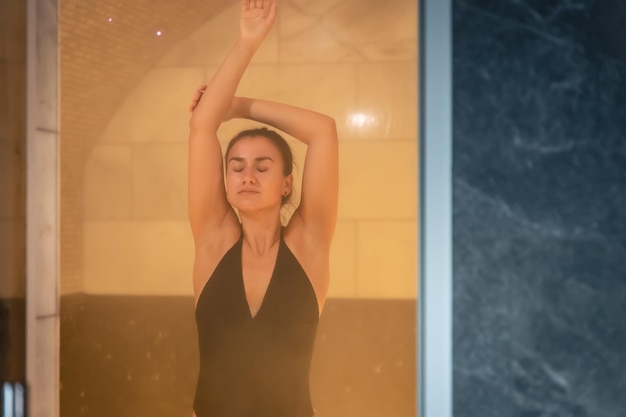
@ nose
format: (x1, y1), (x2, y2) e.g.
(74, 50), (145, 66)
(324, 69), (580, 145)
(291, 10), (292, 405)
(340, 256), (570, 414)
(242, 169), (256, 184)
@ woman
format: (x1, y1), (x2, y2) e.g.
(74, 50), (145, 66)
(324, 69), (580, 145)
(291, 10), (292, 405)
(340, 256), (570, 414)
(187, 1), (338, 416)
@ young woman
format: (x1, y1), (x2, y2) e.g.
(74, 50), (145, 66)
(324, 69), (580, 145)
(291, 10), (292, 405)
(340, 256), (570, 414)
(187, 1), (338, 416)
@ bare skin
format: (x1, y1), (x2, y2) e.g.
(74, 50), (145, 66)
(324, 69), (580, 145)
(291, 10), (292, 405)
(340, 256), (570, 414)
(187, 0), (338, 325)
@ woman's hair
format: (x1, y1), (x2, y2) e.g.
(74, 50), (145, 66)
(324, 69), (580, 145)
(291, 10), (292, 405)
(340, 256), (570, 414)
(225, 127), (294, 205)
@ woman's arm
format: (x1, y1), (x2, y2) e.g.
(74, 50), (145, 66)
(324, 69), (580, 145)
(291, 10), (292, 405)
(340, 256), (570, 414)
(232, 97), (339, 246)
(187, 0), (277, 243)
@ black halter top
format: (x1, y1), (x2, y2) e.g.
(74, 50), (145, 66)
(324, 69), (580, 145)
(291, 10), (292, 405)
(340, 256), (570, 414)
(194, 232), (319, 417)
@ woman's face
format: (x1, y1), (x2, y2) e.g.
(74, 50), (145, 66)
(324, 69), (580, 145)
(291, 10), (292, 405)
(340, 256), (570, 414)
(225, 136), (292, 212)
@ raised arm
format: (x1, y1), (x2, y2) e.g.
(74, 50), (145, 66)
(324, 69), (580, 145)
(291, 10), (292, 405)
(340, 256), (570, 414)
(230, 97), (339, 246)
(187, 0), (277, 243)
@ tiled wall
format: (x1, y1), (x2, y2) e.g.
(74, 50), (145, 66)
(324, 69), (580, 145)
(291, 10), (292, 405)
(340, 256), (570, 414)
(82, 0), (418, 298)
(57, 2), (417, 416)
(0, 0), (27, 383)
(453, 0), (626, 415)
(60, 295), (416, 417)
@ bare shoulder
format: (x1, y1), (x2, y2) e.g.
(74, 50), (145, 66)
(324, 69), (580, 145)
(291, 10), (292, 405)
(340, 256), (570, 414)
(192, 212), (241, 302)
(284, 213), (333, 310)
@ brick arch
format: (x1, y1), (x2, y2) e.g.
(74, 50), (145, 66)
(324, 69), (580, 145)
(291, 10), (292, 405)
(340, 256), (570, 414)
(60, 0), (230, 292)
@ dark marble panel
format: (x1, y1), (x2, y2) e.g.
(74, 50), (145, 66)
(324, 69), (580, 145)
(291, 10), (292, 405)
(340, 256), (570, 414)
(508, 239), (626, 417)
(457, 0), (626, 66)
(453, 1), (626, 238)
(453, 237), (515, 417)
(453, 0), (626, 416)
(61, 295), (416, 417)
(454, 237), (626, 417)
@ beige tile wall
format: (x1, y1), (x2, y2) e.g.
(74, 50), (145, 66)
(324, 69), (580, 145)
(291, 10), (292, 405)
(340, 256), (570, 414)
(83, 0), (418, 299)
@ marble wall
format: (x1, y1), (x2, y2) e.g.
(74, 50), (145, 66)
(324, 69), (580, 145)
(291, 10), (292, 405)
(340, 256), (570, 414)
(81, 0), (418, 299)
(453, 0), (626, 415)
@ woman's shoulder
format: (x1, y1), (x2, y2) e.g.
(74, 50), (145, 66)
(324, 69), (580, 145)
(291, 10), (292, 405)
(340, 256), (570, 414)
(283, 215), (332, 267)
(198, 219), (240, 252)
(284, 211), (334, 253)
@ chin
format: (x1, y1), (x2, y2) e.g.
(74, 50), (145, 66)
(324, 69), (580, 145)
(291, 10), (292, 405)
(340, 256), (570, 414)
(236, 201), (282, 215)
(230, 199), (261, 212)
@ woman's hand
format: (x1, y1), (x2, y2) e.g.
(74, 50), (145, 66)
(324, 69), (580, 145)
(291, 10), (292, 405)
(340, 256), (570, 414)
(188, 84), (207, 113)
(240, 0), (277, 43)
(189, 85), (240, 122)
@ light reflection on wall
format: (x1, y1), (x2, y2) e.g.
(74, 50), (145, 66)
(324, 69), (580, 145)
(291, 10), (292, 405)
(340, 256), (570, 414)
(348, 112), (378, 129)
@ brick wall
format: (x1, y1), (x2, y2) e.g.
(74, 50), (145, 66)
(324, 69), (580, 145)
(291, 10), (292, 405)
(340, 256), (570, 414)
(0, 0), (27, 381)
(0, 0), (27, 298)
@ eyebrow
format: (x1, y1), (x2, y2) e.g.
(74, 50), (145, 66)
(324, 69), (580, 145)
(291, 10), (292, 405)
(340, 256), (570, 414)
(228, 156), (274, 164)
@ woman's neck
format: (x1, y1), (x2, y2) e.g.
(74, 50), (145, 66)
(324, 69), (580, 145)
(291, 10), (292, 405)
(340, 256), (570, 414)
(239, 212), (282, 255)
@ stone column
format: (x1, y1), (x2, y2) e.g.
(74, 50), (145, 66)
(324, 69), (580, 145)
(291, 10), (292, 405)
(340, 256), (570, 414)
(26, 0), (59, 415)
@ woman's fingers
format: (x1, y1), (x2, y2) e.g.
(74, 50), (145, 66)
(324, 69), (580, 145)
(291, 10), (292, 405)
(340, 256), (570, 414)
(243, 0), (275, 15)
(261, 0), (275, 19)
(189, 85), (207, 113)
(266, 0), (277, 21)
(242, 0), (267, 11)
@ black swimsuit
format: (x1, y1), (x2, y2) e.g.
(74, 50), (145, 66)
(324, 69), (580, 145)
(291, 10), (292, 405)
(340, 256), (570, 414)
(194, 232), (319, 417)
